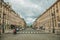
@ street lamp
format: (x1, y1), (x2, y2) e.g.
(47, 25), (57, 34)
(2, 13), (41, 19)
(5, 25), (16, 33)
(51, 13), (55, 33)
(2, 13), (6, 33)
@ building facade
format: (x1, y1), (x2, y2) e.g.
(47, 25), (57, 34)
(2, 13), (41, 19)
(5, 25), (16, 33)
(0, 0), (26, 33)
(32, 0), (60, 34)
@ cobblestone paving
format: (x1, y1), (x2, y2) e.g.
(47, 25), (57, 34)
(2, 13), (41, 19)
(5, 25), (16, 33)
(1, 33), (60, 40)
(0, 28), (60, 40)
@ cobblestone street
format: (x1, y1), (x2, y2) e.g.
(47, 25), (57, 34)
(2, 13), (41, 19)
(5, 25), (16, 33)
(1, 33), (60, 40)
(0, 28), (60, 40)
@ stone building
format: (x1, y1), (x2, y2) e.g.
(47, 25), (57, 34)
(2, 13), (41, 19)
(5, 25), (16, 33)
(32, 0), (60, 34)
(0, 0), (26, 33)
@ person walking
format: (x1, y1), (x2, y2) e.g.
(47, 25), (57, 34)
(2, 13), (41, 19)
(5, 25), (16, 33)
(13, 28), (17, 34)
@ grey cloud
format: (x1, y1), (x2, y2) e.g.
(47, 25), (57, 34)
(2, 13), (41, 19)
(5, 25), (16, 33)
(4, 0), (56, 25)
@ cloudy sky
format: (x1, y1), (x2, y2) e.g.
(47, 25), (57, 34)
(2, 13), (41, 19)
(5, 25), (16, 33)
(4, 0), (56, 25)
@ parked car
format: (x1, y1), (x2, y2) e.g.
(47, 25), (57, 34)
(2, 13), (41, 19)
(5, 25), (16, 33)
(22, 28), (24, 30)
(20, 29), (22, 30)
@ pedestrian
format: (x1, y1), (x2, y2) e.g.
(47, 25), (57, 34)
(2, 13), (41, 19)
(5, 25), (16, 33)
(13, 28), (17, 34)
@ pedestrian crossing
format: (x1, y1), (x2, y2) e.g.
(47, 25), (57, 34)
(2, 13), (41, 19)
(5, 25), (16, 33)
(17, 31), (46, 34)
(16, 28), (48, 34)
(5, 28), (50, 34)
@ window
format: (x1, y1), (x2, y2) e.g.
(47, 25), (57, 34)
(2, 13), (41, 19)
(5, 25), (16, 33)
(0, 2), (2, 8)
(0, 14), (1, 18)
(57, 16), (60, 21)
(0, 19), (1, 25)
(0, 10), (1, 12)
(53, 7), (55, 14)
(56, 4), (58, 13)
(55, 20), (56, 27)
(58, 23), (60, 27)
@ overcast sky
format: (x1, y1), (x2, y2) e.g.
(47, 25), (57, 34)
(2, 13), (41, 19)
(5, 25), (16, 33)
(4, 0), (56, 25)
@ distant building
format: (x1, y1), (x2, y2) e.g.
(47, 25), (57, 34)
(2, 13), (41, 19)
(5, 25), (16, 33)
(0, 0), (26, 33)
(32, 0), (60, 34)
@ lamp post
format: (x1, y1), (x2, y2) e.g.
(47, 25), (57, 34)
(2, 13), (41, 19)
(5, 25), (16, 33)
(2, 13), (6, 33)
(1, 0), (5, 33)
(51, 13), (55, 33)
